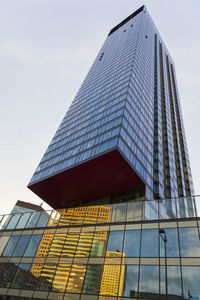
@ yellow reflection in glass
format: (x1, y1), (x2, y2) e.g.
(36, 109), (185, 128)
(61, 233), (79, 257)
(52, 264), (71, 292)
(97, 206), (111, 224)
(31, 234), (54, 278)
(90, 231), (108, 257)
(75, 232), (94, 257)
(48, 233), (67, 257)
(100, 252), (125, 296)
(66, 264), (86, 293)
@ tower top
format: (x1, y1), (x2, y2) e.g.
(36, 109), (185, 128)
(108, 5), (145, 36)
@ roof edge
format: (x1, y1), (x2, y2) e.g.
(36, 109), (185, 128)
(108, 5), (145, 37)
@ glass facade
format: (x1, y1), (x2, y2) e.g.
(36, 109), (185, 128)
(28, 5), (194, 209)
(0, 197), (200, 300)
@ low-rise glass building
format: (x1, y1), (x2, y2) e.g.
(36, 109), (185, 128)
(0, 197), (200, 300)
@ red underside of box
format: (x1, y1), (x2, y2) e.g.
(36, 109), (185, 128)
(28, 150), (144, 209)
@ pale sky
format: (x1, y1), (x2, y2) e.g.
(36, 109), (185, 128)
(0, 0), (200, 215)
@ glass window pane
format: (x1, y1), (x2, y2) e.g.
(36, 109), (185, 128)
(159, 198), (176, 219)
(123, 230), (140, 257)
(139, 266), (159, 295)
(71, 208), (85, 225)
(185, 197), (196, 217)
(167, 266), (182, 296)
(12, 235), (31, 257)
(84, 206), (99, 224)
(24, 234), (42, 257)
(0, 236), (10, 255)
(25, 212), (41, 228)
(16, 213), (31, 229)
(37, 263), (57, 291)
(57, 208), (73, 226)
(97, 205), (112, 224)
(179, 227), (200, 257)
(35, 234), (54, 257)
(6, 214), (21, 229)
(106, 231), (124, 256)
(100, 264), (123, 296)
(111, 204), (127, 222)
(141, 229), (158, 257)
(52, 263), (71, 292)
(82, 264), (103, 294)
(90, 231), (108, 257)
(28, 263), (43, 288)
(0, 263), (18, 288)
(61, 232), (79, 257)
(76, 232), (94, 257)
(127, 202), (143, 222)
(176, 197), (187, 218)
(2, 235), (20, 257)
(182, 266), (200, 299)
(66, 264), (86, 293)
(48, 233), (66, 257)
(122, 265), (139, 297)
(160, 228), (179, 257)
(11, 263), (30, 289)
(143, 201), (158, 220)
(1, 214), (12, 230)
(36, 212), (50, 228)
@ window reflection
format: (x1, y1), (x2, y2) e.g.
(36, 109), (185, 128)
(143, 201), (158, 220)
(84, 206), (100, 224)
(160, 228), (179, 257)
(179, 227), (200, 257)
(0, 263), (18, 288)
(5, 214), (21, 230)
(96, 206), (112, 224)
(167, 266), (182, 296)
(36, 212), (49, 228)
(100, 264), (124, 296)
(11, 263), (30, 289)
(16, 213), (31, 229)
(106, 231), (124, 256)
(2, 235), (20, 257)
(25, 212), (41, 228)
(159, 198), (176, 219)
(52, 264), (70, 292)
(37, 263), (57, 291)
(141, 229), (158, 257)
(61, 232), (79, 257)
(111, 204), (127, 222)
(127, 202), (143, 221)
(76, 232), (94, 257)
(82, 264), (103, 294)
(139, 266), (159, 295)
(123, 230), (140, 257)
(34, 234), (54, 257)
(182, 266), (200, 299)
(12, 235), (31, 257)
(24, 234), (42, 257)
(57, 208), (73, 226)
(66, 264), (86, 293)
(90, 231), (108, 257)
(0, 236), (10, 256)
(122, 265), (138, 297)
(48, 233), (66, 257)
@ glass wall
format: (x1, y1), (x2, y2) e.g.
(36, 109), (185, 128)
(0, 196), (198, 231)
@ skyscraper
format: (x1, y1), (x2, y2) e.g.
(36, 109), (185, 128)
(28, 6), (194, 210)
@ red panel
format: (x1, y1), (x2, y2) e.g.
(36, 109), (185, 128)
(28, 150), (144, 209)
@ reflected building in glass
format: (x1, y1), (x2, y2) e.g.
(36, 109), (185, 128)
(0, 5), (199, 300)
